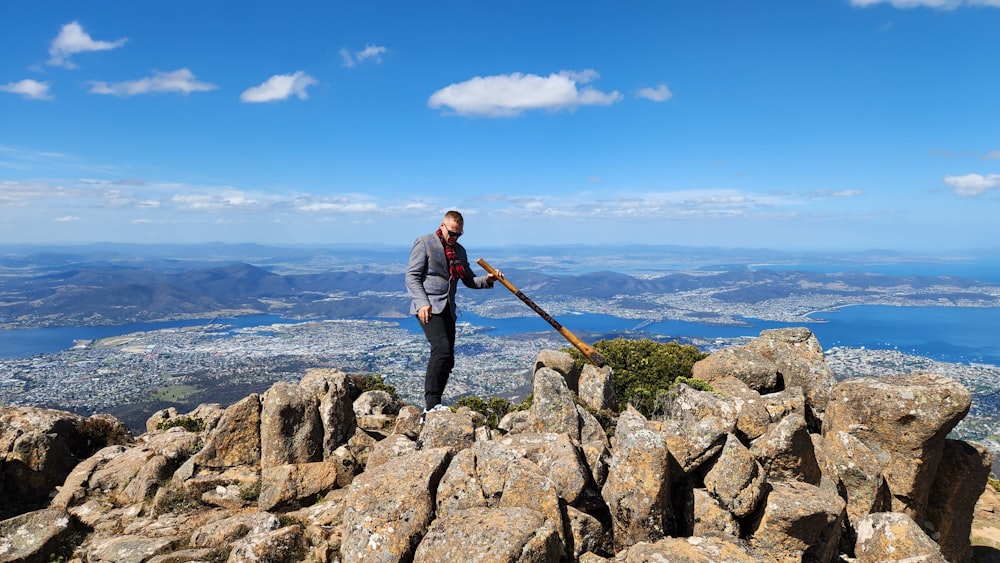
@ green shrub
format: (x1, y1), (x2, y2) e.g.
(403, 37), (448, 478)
(455, 396), (517, 428)
(156, 415), (205, 433)
(566, 338), (708, 418)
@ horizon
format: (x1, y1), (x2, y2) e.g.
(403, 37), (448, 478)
(2, 1), (998, 251)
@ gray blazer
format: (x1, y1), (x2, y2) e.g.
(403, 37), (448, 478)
(405, 233), (492, 320)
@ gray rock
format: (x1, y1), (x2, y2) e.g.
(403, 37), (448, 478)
(340, 448), (451, 563)
(531, 367), (580, 438)
(260, 382), (323, 469)
(0, 508), (75, 563)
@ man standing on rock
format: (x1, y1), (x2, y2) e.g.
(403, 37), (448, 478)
(405, 210), (502, 419)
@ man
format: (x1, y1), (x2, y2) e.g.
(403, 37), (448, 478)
(405, 210), (502, 418)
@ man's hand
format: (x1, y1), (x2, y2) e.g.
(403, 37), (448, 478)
(418, 305), (432, 324)
(486, 269), (504, 283)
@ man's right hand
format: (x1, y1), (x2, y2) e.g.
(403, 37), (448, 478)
(418, 305), (432, 324)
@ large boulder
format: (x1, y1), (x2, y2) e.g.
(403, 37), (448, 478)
(0, 508), (76, 563)
(191, 393), (262, 469)
(260, 382), (323, 468)
(413, 506), (561, 562)
(652, 383), (736, 476)
(823, 372), (971, 520)
(925, 439), (993, 563)
(340, 448), (451, 563)
(0, 407), (132, 518)
(854, 512), (947, 563)
(531, 367), (580, 438)
(300, 368), (357, 457)
(743, 327), (837, 429)
(703, 433), (767, 518)
(602, 406), (672, 551)
(692, 345), (780, 392)
(747, 480), (846, 562)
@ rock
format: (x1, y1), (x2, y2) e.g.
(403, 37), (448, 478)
(818, 429), (890, 545)
(226, 524), (307, 563)
(192, 394), (262, 469)
(352, 389), (400, 417)
(704, 433), (766, 518)
(692, 346), (780, 392)
(189, 512), (281, 548)
(300, 368), (357, 457)
(0, 508), (75, 563)
(854, 511), (948, 563)
(652, 383), (736, 475)
(497, 432), (593, 505)
(0, 406), (131, 518)
(602, 406), (672, 551)
(709, 376), (771, 441)
(535, 348), (580, 393)
(84, 534), (184, 563)
(688, 488), (741, 539)
(749, 411), (822, 485)
(260, 382), (323, 469)
(413, 506), (562, 562)
(340, 448), (451, 563)
(744, 327), (836, 428)
(498, 409), (546, 435)
(531, 367), (580, 438)
(619, 536), (758, 562)
(366, 433), (418, 469)
(824, 372), (971, 519)
(747, 480), (845, 563)
(579, 363), (615, 412)
(417, 407), (475, 456)
(925, 439), (993, 563)
(258, 461), (340, 512)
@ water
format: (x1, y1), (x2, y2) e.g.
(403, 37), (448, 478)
(2, 306), (999, 367)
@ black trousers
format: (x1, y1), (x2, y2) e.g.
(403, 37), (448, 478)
(420, 304), (456, 410)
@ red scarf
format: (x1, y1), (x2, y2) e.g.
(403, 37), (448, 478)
(436, 228), (466, 281)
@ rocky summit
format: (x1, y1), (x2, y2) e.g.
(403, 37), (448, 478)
(0, 327), (995, 562)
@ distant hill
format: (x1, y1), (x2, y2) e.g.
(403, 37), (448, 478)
(2, 243), (999, 329)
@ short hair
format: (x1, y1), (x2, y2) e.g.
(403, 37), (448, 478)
(444, 210), (464, 225)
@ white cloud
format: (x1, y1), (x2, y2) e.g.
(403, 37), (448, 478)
(982, 150), (1000, 160)
(849, 0), (997, 8)
(636, 84), (673, 102)
(943, 173), (1000, 196)
(53, 215), (81, 222)
(240, 71), (317, 103)
(88, 69), (218, 96)
(0, 79), (52, 100)
(340, 44), (387, 68)
(47, 21), (127, 68)
(427, 69), (622, 117)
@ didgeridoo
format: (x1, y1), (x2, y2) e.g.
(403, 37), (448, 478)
(477, 258), (607, 368)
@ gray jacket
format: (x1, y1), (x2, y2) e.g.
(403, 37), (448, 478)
(405, 232), (492, 320)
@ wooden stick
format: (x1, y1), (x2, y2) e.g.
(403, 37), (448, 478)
(477, 258), (607, 367)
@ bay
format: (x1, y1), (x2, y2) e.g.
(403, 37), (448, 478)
(2, 306), (999, 367)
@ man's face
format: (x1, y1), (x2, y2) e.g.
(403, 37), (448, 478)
(440, 218), (463, 246)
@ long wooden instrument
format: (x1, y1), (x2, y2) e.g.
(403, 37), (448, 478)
(477, 258), (607, 367)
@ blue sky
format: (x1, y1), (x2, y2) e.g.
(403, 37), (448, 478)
(1, 1), (998, 252)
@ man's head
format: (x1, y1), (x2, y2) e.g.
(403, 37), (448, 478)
(440, 210), (464, 245)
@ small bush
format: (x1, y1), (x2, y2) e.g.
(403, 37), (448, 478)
(455, 396), (516, 428)
(566, 337), (709, 418)
(156, 415), (205, 433)
(989, 474), (1000, 492)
